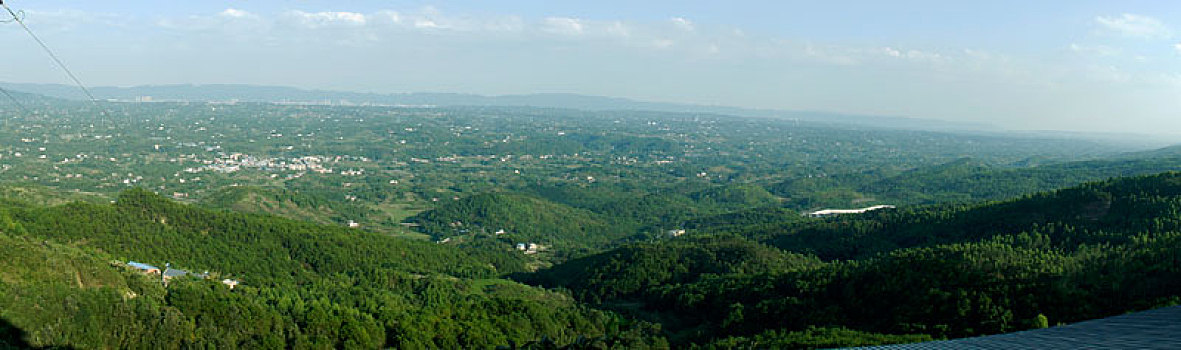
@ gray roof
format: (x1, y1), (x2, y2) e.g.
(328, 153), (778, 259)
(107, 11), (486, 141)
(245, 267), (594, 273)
(857, 306), (1181, 349)
(162, 268), (189, 278)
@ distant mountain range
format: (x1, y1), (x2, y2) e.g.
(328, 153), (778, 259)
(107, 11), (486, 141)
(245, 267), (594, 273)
(0, 82), (991, 132)
(2, 81), (1177, 147)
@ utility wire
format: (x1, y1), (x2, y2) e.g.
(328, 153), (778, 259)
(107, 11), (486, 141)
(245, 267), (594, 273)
(0, 85), (32, 116)
(2, 1), (101, 107)
(0, 85), (31, 129)
(3, 0), (112, 132)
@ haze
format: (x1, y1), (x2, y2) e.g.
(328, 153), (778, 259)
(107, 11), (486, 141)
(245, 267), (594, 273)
(0, 0), (1178, 135)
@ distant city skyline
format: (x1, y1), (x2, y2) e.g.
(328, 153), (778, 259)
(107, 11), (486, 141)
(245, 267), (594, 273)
(0, 1), (1178, 134)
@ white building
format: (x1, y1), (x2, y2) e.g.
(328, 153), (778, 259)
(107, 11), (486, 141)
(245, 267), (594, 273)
(807, 205), (896, 218)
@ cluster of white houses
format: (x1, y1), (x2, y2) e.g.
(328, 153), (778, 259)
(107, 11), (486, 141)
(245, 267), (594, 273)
(515, 243), (546, 255)
(127, 261), (239, 289)
(183, 153), (377, 175)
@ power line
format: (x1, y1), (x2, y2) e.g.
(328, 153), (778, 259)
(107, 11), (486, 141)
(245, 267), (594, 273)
(2, 1), (101, 107)
(3, 0), (113, 131)
(0, 85), (32, 116)
(0, 85), (32, 129)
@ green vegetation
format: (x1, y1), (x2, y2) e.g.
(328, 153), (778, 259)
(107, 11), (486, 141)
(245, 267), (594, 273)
(0, 98), (1179, 348)
(524, 172), (1181, 346)
(696, 327), (933, 349)
(411, 192), (614, 249)
(0, 190), (666, 349)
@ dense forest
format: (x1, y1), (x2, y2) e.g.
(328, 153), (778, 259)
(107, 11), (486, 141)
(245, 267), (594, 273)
(524, 172), (1181, 347)
(2, 173), (1181, 348)
(0, 189), (667, 348)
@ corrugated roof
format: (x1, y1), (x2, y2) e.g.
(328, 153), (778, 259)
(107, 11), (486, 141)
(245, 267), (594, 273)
(127, 261), (159, 270)
(856, 306), (1181, 349)
(163, 268), (189, 277)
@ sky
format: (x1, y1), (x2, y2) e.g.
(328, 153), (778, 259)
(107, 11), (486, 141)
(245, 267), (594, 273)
(0, 1), (1178, 134)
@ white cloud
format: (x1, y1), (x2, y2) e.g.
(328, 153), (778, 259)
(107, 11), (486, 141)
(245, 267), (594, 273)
(375, 10), (402, 24)
(151, 8), (973, 66)
(19, 9), (124, 31)
(606, 21), (630, 38)
(1095, 14), (1172, 39)
(11, 5), (1181, 134)
(414, 18), (442, 29)
(542, 17), (585, 36)
(284, 10), (367, 28)
(802, 44), (859, 65)
(219, 8), (254, 19)
(904, 49), (947, 63)
(1069, 43), (1121, 56)
(868, 46), (947, 63)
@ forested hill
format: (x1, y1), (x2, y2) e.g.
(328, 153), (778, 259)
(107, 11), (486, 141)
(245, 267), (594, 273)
(773, 148), (1181, 207)
(0, 189), (668, 348)
(524, 172), (1181, 347)
(407, 184), (786, 258)
(14, 188), (495, 283)
(198, 186), (378, 228)
(410, 192), (615, 248)
(763, 170), (1181, 260)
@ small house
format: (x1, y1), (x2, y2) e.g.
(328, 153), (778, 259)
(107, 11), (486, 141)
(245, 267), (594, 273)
(127, 261), (160, 274)
(163, 267), (190, 281)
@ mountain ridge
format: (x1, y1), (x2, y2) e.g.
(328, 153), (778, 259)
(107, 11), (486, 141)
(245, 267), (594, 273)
(0, 81), (992, 132)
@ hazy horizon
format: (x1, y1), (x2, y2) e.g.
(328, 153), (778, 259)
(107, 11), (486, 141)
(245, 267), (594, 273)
(0, 1), (1178, 134)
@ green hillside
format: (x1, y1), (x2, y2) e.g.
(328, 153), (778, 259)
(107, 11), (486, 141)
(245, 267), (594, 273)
(771, 152), (1181, 208)
(199, 186), (371, 226)
(524, 172), (1181, 346)
(0, 190), (666, 349)
(687, 184), (781, 210)
(410, 192), (619, 248)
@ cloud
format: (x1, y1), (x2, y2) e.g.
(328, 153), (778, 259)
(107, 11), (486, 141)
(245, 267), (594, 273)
(219, 8), (255, 19)
(606, 21), (630, 38)
(802, 45), (951, 65)
(542, 17), (585, 36)
(902, 49), (947, 63)
(539, 17), (638, 41)
(145, 8), (981, 66)
(18, 9), (125, 31)
(802, 44), (860, 65)
(10, 5), (1181, 135)
(1095, 14), (1172, 39)
(1069, 43), (1121, 56)
(283, 10), (367, 28)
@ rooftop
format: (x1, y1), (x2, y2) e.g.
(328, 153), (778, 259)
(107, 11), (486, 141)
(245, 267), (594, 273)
(127, 261), (159, 270)
(859, 306), (1181, 349)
